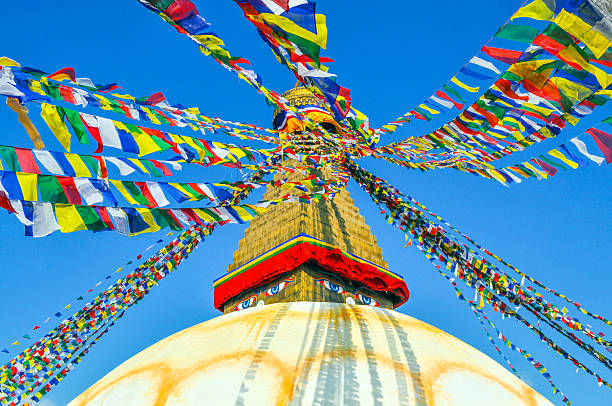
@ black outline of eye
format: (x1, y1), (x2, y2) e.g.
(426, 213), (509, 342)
(265, 278), (293, 297)
(234, 294), (258, 311)
(315, 278), (346, 295)
(356, 292), (380, 307)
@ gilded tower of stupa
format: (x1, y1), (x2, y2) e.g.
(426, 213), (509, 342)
(69, 87), (554, 406)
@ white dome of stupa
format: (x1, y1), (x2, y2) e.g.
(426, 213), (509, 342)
(69, 302), (553, 406)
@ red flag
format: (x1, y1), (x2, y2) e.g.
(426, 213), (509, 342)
(145, 92), (166, 106)
(148, 160), (173, 176)
(587, 128), (612, 163)
(14, 147), (41, 174)
(0, 192), (15, 213)
(80, 115), (104, 153)
(57, 176), (82, 205)
(435, 90), (464, 110)
(48, 67), (76, 83)
(534, 158), (557, 176)
(494, 79), (529, 101)
(481, 46), (522, 65)
(165, 0), (197, 21)
(135, 182), (159, 208)
(92, 156), (108, 178)
(409, 110), (427, 121)
(59, 85), (77, 104)
(94, 206), (115, 230)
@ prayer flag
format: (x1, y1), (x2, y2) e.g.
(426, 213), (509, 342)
(481, 46), (523, 64)
(511, 0), (555, 21)
(570, 137), (604, 165)
(495, 24), (539, 44)
(40, 104), (71, 151)
(587, 128), (612, 163)
(24, 202), (60, 237)
(469, 56), (501, 74)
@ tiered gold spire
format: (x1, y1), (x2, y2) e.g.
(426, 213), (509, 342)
(228, 173), (387, 272)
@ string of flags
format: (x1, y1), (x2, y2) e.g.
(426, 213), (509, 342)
(0, 148), (349, 405)
(0, 0), (609, 404)
(0, 225), (208, 405)
(372, 3), (612, 175)
(345, 157), (611, 403)
(2, 61), (281, 146)
(373, 0), (566, 136)
(478, 123), (612, 185)
(0, 232), (174, 356)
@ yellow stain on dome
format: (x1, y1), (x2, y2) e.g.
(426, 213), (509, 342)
(69, 303), (553, 406)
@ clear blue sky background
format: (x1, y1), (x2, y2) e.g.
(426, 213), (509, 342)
(0, 1), (611, 405)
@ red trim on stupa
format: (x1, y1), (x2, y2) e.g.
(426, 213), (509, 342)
(214, 238), (409, 311)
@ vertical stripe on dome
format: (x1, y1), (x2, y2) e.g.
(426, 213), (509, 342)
(354, 307), (384, 406)
(233, 303), (291, 406)
(381, 309), (429, 406)
(375, 309), (411, 406)
(290, 302), (328, 405)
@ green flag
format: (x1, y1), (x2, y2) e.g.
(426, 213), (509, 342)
(496, 24), (539, 44)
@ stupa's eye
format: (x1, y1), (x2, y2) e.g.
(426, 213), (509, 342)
(315, 278), (346, 295)
(265, 278), (293, 297)
(356, 293), (380, 307)
(234, 294), (258, 311)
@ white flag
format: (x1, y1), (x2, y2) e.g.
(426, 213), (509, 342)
(469, 56), (501, 75)
(570, 137), (605, 165)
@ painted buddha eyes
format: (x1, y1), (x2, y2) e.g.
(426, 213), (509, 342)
(265, 279), (293, 296)
(315, 278), (346, 295)
(356, 292), (381, 307)
(234, 294), (258, 312)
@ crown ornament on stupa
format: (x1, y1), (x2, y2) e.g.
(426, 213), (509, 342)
(272, 83), (345, 136)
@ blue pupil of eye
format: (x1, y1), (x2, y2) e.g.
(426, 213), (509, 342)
(270, 286), (279, 294)
(330, 283), (340, 292)
(362, 296), (371, 305)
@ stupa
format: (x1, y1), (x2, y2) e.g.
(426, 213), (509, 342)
(68, 86), (554, 406)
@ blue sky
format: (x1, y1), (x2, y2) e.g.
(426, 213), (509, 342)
(0, 1), (611, 404)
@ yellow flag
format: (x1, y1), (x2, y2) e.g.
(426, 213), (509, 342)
(110, 180), (139, 205)
(140, 106), (161, 125)
(111, 93), (136, 102)
(451, 76), (479, 93)
(549, 149), (579, 169)
(170, 183), (198, 201)
(231, 205), (254, 222)
(40, 103), (71, 151)
(555, 9), (611, 58)
(523, 102), (554, 117)
(0, 56), (20, 67)
(193, 208), (216, 223)
(551, 77), (592, 105)
(28, 80), (46, 96)
(55, 204), (87, 233)
(65, 154), (92, 177)
(118, 121), (161, 157)
(257, 13), (327, 48)
(128, 158), (150, 174)
(418, 104), (440, 115)
(16, 173), (38, 201)
(132, 208), (160, 236)
(93, 94), (113, 111)
(511, 0), (554, 21)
